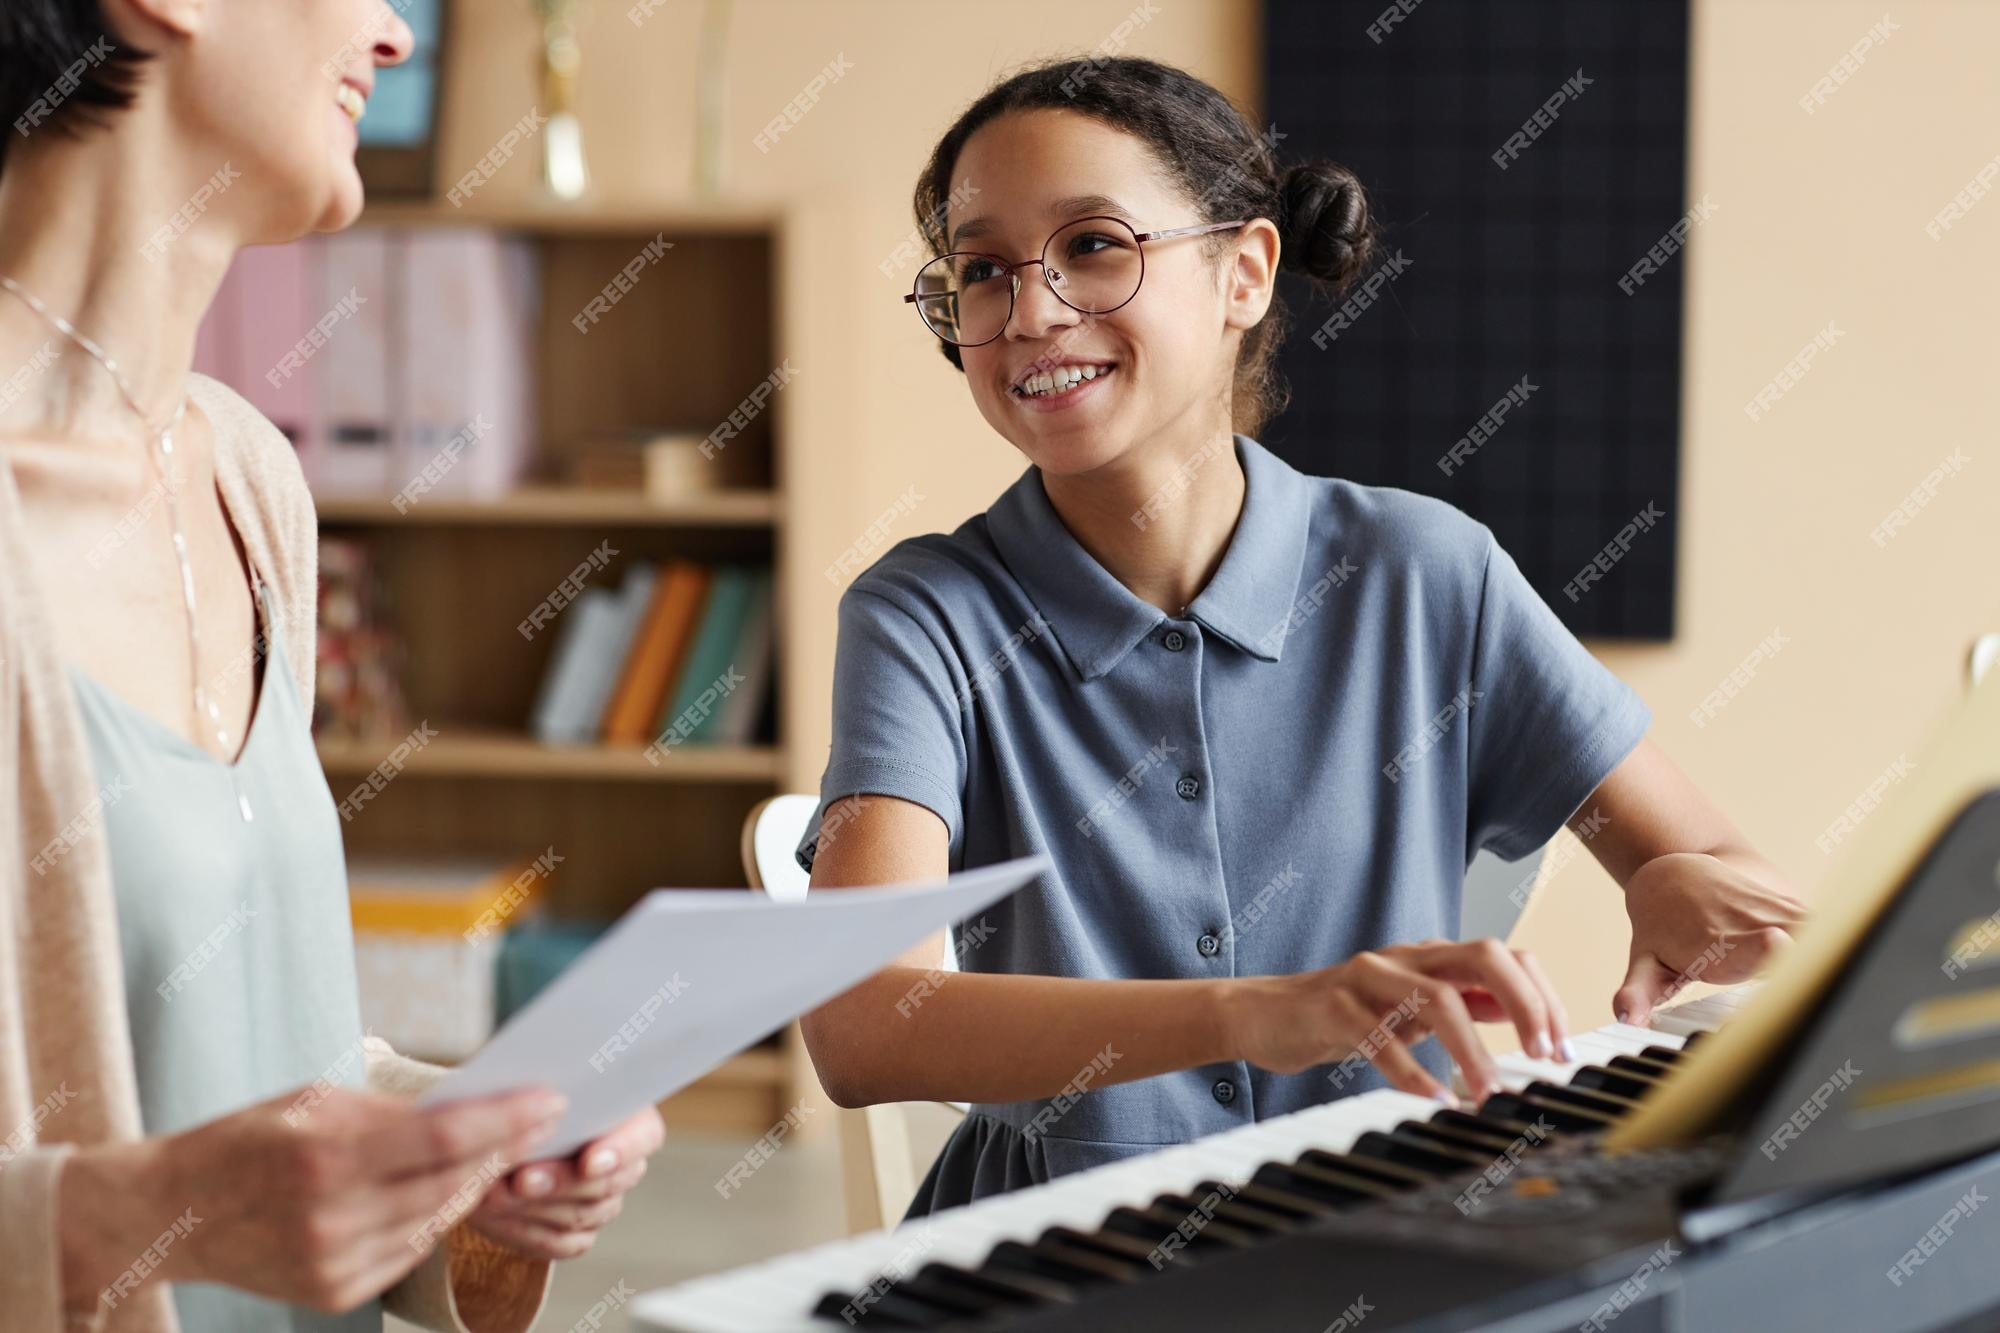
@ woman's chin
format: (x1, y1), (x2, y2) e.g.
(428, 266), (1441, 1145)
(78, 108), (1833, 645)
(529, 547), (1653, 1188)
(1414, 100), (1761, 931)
(318, 169), (368, 233)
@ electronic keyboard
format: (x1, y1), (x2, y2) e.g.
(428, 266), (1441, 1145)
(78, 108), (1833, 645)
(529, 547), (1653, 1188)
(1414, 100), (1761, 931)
(630, 993), (1756, 1333)
(632, 712), (2000, 1330)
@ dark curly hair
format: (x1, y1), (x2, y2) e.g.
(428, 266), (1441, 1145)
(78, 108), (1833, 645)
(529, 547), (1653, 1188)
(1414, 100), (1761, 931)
(1, 1), (150, 174)
(912, 56), (1380, 436)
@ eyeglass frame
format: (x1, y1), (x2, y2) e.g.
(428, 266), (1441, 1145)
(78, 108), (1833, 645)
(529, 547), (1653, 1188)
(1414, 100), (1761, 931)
(902, 216), (1252, 348)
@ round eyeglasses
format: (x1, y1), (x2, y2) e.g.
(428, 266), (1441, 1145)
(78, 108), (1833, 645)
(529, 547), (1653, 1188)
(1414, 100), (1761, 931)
(904, 216), (1250, 348)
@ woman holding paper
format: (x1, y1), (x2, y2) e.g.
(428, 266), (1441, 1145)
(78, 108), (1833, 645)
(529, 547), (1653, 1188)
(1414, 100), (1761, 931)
(0, 1), (661, 1329)
(801, 57), (1804, 1216)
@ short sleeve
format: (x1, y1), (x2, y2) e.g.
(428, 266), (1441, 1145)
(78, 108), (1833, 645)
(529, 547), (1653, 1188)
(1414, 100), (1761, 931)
(1465, 533), (1651, 861)
(795, 587), (969, 872)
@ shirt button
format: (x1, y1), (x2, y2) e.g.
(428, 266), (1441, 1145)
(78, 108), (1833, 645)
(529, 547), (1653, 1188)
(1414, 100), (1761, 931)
(1212, 1078), (1237, 1106)
(1175, 774), (1201, 801)
(1197, 932), (1221, 957)
(1162, 629), (1187, 652)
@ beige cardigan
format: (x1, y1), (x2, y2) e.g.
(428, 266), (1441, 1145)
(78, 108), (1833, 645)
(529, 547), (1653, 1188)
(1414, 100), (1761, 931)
(0, 375), (553, 1332)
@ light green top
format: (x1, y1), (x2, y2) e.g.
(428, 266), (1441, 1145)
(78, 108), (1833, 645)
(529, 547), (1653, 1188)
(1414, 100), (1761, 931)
(71, 581), (379, 1332)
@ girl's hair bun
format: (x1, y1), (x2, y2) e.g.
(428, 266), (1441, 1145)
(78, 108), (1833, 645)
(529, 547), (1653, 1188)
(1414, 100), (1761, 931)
(1278, 160), (1378, 293)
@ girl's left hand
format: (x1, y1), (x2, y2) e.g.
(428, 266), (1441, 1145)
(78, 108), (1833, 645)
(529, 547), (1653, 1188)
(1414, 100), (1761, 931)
(467, 1107), (666, 1260)
(1616, 851), (1805, 1027)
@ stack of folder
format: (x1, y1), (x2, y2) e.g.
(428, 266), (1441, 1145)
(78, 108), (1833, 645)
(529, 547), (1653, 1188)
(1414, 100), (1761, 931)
(348, 856), (552, 1060)
(194, 227), (537, 499)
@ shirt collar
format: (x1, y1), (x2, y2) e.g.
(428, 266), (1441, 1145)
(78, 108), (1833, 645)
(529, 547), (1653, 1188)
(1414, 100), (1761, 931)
(987, 434), (1314, 682)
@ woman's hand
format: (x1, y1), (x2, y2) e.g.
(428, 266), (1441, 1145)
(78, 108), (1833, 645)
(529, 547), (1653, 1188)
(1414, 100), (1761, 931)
(466, 1106), (667, 1260)
(1223, 939), (1571, 1105)
(1616, 851), (1804, 1026)
(60, 1084), (567, 1316)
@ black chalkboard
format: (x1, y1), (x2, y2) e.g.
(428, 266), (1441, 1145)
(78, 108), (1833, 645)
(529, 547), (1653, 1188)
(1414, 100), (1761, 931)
(1262, 0), (1689, 639)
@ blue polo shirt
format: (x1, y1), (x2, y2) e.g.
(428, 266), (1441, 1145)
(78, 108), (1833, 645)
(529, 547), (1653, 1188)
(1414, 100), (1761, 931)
(797, 435), (1650, 1216)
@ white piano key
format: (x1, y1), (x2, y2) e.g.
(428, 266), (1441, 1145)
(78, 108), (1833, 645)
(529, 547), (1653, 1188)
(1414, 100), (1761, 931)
(638, 1277), (815, 1333)
(1493, 1051), (1585, 1088)
(1650, 993), (1738, 1036)
(1569, 1024), (1671, 1059)
(1601, 1021), (1687, 1050)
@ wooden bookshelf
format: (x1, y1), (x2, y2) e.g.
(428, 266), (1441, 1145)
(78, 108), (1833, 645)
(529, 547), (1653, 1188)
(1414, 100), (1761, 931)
(316, 730), (785, 782)
(314, 486), (779, 528)
(314, 202), (821, 1136)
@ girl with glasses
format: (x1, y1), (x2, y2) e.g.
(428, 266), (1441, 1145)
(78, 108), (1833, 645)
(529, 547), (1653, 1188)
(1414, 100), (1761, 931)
(798, 56), (1801, 1218)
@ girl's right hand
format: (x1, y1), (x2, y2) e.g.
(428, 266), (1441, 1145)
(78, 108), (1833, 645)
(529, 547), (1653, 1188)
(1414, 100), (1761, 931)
(1223, 939), (1571, 1105)
(61, 1083), (567, 1315)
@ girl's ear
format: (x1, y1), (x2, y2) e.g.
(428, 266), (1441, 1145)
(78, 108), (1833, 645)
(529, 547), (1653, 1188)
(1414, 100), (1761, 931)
(1222, 218), (1281, 334)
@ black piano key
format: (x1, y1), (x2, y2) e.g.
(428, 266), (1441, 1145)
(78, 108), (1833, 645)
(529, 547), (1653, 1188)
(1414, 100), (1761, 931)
(1478, 1090), (1614, 1133)
(1252, 1160), (1393, 1207)
(1682, 1029), (1708, 1046)
(1641, 1045), (1686, 1065)
(1196, 1176), (1338, 1220)
(1397, 1115), (1521, 1156)
(1433, 1106), (1542, 1142)
(1099, 1203), (1258, 1252)
(810, 1284), (955, 1328)
(1349, 1128), (1491, 1177)
(1609, 1053), (1677, 1078)
(914, 1261), (1071, 1307)
(1044, 1224), (1163, 1267)
(986, 1237), (1131, 1287)
(882, 1271), (1008, 1319)
(1298, 1147), (1434, 1189)
(1571, 1063), (1663, 1099)
(1524, 1079), (1642, 1118)
(1151, 1190), (1298, 1236)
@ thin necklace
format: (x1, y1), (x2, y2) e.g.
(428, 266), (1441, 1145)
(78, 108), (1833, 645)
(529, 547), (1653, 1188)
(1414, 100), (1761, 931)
(1, 272), (234, 759)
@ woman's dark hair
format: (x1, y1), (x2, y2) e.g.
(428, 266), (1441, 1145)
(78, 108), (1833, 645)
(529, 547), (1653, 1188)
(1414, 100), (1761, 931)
(912, 56), (1380, 435)
(1, 1), (150, 174)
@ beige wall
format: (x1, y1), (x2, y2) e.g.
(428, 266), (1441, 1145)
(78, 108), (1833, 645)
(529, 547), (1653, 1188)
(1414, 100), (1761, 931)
(1515, 0), (2000, 1022)
(433, 0), (1997, 1022)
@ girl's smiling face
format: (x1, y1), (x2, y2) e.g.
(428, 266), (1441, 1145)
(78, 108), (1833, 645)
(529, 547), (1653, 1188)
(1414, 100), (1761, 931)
(944, 108), (1277, 480)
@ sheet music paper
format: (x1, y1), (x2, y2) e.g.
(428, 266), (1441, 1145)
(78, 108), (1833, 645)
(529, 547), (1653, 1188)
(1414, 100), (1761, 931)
(1610, 678), (2000, 1149)
(418, 856), (1049, 1158)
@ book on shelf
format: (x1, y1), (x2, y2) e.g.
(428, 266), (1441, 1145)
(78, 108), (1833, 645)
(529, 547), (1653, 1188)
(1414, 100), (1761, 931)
(709, 569), (773, 746)
(524, 561), (775, 751)
(528, 564), (658, 745)
(657, 565), (757, 746)
(600, 561), (710, 744)
(527, 586), (622, 744)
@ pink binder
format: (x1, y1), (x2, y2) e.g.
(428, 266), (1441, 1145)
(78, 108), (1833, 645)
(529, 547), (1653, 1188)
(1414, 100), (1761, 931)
(393, 228), (537, 499)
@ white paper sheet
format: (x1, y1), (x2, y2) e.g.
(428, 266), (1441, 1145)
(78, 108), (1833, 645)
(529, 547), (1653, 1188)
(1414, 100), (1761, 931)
(417, 855), (1049, 1158)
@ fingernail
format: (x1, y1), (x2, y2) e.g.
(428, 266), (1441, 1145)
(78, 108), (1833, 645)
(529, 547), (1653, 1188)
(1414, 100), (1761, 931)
(1432, 1088), (1460, 1109)
(1560, 1038), (1578, 1062)
(519, 1168), (554, 1197)
(533, 1093), (569, 1121)
(1614, 1006), (1630, 1025)
(1531, 1035), (1553, 1060)
(586, 1147), (618, 1177)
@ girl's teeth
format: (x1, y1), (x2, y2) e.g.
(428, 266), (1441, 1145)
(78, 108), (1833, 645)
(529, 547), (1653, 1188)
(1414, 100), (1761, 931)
(336, 85), (366, 123)
(1018, 364), (1111, 397)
